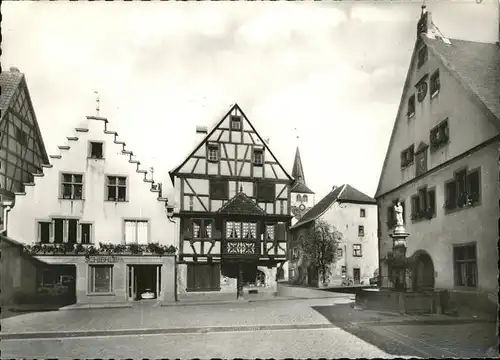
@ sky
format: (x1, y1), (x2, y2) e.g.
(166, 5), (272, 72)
(2, 0), (498, 203)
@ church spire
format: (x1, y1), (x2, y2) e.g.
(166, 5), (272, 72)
(292, 146), (306, 185)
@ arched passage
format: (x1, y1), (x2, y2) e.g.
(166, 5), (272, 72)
(411, 250), (435, 291)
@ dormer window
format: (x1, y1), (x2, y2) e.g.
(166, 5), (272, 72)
(230, 116), (242, 131)
(417, 46), (428, 68)
(253, 148), (264, 166)
(407, 94), (416, 118)
(89, 141), (104, 159)
(430, 70), (440, 98)
(207, 143), (219, 162)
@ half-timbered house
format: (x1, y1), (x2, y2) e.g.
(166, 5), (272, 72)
(169, 104), (294, 297)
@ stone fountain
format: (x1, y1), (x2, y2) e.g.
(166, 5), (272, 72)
(388, 202), (411, 292)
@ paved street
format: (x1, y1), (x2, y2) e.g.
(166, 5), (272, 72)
(313, 304), (499, 358)
(1, 297), (497, 359)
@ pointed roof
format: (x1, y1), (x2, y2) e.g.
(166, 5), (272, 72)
(291, 146), (315, 194)
(291, 184), (375, 229)
(217, 191), (267, 216)
(169, 103), (294, 184)
(0, 68), (50, 164)
(374, 14), (500, 199)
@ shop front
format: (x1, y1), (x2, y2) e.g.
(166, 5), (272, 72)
(34, 254), (176, 304)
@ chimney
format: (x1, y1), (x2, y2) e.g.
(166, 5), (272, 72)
(9, 66), (20, 73)
(196, 125), (208, 135)
(332, 185), (337, 192)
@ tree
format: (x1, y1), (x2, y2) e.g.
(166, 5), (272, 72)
(300, 218), (342, 286)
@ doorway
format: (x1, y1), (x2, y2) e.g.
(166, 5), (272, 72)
(412, 251), (435, 291)
(353, 268), (361, 285)
(128, 265), (161, 300)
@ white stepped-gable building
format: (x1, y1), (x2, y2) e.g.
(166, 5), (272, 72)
(6, 115), (177, 305)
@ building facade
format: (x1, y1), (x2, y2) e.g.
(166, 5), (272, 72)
(169, 104), (292, 296)
(6, 115), (177, 304)
(289, 184), (378, 287)
(375, 8), (499, 312)
(0, 67), (50, 225)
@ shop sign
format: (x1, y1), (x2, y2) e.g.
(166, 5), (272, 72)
(85, 255), (120, 264)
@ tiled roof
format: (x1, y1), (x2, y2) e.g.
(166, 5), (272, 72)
(291, 184), (375, 229)
(337, 184), (376, 205)
(424, 37), (500, 122)
(217, 191), (267, 216)
(291, 182), (315, 194)
(0, 70), (23, 120)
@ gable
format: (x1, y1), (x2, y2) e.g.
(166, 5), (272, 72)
(170, 103), (293, 183)
(375, 35), (499, 198)
(0, 76), (50, 194)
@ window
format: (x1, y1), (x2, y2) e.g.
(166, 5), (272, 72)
(89, 142), (104, 159)
(106, 176), (127, 201)
(453, 244), (477, 287)
(187, 263), (220, 291)
(336, 248), (343, 258)
(430, 70), (440, 97)
(38, 219), (92, 244)
(226, 221), (257, 240)
(265, 224), (275, 240)
(61, 173), (83, 200)
(193, 219), (213, 239)
(445, 168), (480, 211)
(411, 187), (436, 221)
(360, 208), (366, 218)
(89, 265), (113, 293)
(303, 195), (308, 203)
(430, 119), (449, 150)
(416, 77), (428, 102)
(81, 223), (92, 244)
(255, 182), (275, 202)
(15, 127), (27, 146)
(400, 145), (415, 168)
(279, 200), (284, 214)
(209, 179), (229, 200)
(230, 115), (242, 131)
(296, 194), (302, 202)
(253, 148), (264, 166)
(353, 244), (362, 257)
(124, 220), (149, 244)
(39, 222), (51, 243)
(417, 46), (428, 68)
(407, 94), (415, 118)
(358, 225), (364, 237)
(207, 144), (219, 162)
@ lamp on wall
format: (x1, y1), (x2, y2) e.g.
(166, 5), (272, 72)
(165, 199), (175, 223)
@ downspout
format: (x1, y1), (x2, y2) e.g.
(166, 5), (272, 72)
(0, 201), (14, 235)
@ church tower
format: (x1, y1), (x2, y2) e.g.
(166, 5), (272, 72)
(290, 146), (314, 225)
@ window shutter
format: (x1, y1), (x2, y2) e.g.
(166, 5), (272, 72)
(187, 264), (195, 290)
(445, 181), (457, 208)
(467, 170), (480, 202)
(276, 223), (286, 241)
(137, 221), (149, 245)
(428, 189), (436, 215)
(124, 221), (136, 244)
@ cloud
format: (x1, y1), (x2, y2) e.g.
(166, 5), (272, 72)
(350, 4), (415, 23)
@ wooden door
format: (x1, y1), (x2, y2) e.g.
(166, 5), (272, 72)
(353, 268), (361, 285)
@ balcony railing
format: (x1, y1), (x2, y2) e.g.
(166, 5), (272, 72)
(223, 240), (260, 256)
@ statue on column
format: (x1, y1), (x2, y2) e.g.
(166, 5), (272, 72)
(394, 202), (404, 226)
